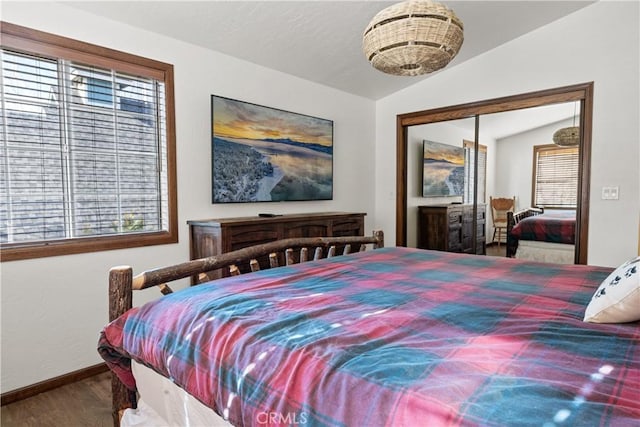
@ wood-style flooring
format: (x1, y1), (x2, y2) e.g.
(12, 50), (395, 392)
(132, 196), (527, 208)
(486, 242), (507, 257)
(1, 372), (112, 427)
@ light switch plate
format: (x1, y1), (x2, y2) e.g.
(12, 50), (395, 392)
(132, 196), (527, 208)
(602, 186), (619, 200)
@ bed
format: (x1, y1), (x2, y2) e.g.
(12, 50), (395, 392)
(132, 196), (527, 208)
(506, 208), (576, 264)
(99, 230), (639, 427)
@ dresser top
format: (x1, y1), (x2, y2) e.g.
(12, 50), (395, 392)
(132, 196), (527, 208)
(418, 203), (484, 209)
(188, 212), (366, 227)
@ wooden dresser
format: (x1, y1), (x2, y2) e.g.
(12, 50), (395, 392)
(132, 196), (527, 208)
(417, 204), (486, 255)
(188, 212), (366, 282)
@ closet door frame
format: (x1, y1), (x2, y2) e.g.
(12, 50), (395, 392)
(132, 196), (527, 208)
(395, 82), (593, 264)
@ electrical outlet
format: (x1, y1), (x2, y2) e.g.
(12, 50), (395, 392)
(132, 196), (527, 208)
(602, 186), (619, 200)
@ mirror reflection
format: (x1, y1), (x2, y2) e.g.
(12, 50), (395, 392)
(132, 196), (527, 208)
(485, 102), (580, 264)
(407, 118), (476, 250)
(407, 101), (580, 265)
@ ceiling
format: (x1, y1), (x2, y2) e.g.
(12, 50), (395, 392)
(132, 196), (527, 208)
(64, 1), (595, 101)
(450, 102), (580, 140)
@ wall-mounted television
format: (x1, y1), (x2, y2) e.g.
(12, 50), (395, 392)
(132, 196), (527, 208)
(422, 140), (464, 197)
(211, 95), (333, 203)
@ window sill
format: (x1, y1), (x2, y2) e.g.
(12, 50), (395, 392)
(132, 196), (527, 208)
(1, 230), (178, 262)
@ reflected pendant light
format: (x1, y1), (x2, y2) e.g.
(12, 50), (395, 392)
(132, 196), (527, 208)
(553, 103), (580, 146)
(363, 0), (464, 76)
(552, 126), (580, 146)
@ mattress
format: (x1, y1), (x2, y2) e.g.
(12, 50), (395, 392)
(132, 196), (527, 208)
(121, 360), (229, 427)
(515, 240), (575, 264)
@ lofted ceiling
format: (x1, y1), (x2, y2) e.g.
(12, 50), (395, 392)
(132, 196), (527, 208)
(64, 1), (595, 101)
(447, 102), (580, 141)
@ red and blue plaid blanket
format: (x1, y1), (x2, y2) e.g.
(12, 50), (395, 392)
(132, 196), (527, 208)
(99, 247), (639, 426)
(510, 210), (576, 244)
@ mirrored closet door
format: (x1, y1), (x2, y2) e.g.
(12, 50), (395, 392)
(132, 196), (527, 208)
(396, 83), (593, 264)
(480, 103), (581, 263)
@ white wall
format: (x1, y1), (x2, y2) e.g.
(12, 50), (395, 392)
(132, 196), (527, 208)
(494, 118), (574, 209)
(375, 1), (640, 267)
(0, 2), (377, 392)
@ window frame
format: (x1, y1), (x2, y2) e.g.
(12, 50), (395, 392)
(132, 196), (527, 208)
(1, 22), (177, 261)
(531, 143), (579, 209)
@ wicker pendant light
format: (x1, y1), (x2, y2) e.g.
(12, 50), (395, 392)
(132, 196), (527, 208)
(552, 126), (580, 146)
(553, 103), (580, 146)
(363, 0), (464, 76)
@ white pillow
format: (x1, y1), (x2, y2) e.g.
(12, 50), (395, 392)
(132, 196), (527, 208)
(584, 256), (640, 323)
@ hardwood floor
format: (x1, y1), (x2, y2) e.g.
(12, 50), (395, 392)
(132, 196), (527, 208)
(486, 242), (507, 257)
(1, 372), (112, 426)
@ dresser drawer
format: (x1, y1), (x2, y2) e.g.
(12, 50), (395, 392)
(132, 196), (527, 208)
(418, 204), (484, 255)
(448, 209), (463, 225)
(228, 225), (279, 249)
(283, 221), (331, 238)
(332, 218), (365, 236)
(477, 208), (486, 221)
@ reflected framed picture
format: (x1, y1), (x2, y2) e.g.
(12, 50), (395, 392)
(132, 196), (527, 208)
(211, 95), (333, 203)
(422, 140), (464, 197)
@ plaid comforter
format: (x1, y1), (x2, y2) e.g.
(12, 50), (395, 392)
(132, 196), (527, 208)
(99, 247), (639, 426)
(510, 210), (576, 244)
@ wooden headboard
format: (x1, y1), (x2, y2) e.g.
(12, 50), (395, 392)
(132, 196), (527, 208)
(506, 207), (544, 257)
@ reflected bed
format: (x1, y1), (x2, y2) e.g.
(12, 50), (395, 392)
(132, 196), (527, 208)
(507, 208), (576, 264)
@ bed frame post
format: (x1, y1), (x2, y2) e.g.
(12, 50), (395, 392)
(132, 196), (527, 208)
(373, 229), (384, 249)
(108, 266), (137, 427)
(506, 212), (516, 258)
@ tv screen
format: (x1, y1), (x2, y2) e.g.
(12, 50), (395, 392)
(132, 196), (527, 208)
(422, 140), (464, 197)
(211, 95), (333, 203)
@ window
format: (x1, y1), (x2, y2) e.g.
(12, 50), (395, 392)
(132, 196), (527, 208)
(1, 23), (177, 261)
(463, 140), (487, 204)
(532, 144), (578, 208)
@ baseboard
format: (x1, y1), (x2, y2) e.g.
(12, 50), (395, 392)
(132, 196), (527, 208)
(1, 363), (108, 406)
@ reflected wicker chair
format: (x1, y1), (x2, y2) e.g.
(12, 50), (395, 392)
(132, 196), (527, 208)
(490, 196), (516, 247)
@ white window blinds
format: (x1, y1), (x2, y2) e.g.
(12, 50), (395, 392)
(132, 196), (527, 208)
(533, 145), (578, 208)
(0, 49), (169, 244)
